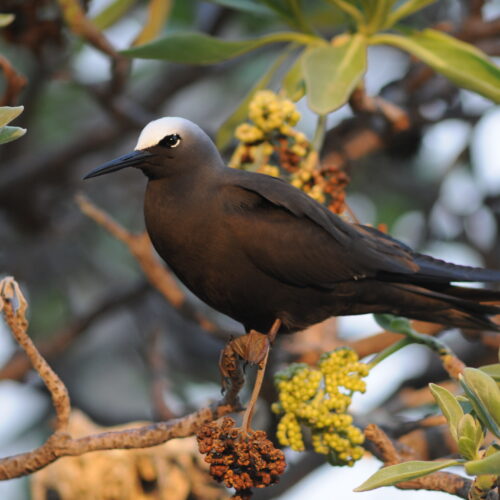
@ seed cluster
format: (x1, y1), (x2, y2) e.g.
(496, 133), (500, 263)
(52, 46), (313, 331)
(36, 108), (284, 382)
(230, 90), (349, 213)
(197, 417), (286, 499)
(272, 348), (369, 466)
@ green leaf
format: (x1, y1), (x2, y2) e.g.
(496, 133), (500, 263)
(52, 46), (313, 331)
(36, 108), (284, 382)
(303, 33), (367, 114)
(326, 0), (366, 27)
(0, 13), (15, 27)
(370, 29), (500, 103)
(122, 31), (321, 64)
(0, 126), (26, 144)
(461, 368), (500, 438)
(480, 363), (500, 382)
(361, 0), (396, 34)
(282, 52), (305, 101)
(458, 436), (479, 462)
(457, 414), (482, 460)
(354, 459), (460, 491)
(216, 50), (290, 150)
(205, 0), (272, 15)
(0, 106), (23, 127)
(465, 450), (500, 476)
(92, 0), (136, 30)
(384, 0), (437, 29)
(429, 383), (463, 443)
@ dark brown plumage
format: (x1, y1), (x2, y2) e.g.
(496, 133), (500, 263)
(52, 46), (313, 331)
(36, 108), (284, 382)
(84, 117), (500, 335)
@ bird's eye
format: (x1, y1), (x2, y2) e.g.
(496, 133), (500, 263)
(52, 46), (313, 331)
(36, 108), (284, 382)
(159, 133), (181, 148)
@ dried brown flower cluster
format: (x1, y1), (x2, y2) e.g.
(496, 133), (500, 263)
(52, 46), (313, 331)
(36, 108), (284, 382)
(197, 417), (286, 499)
(230, 91), (350, 213)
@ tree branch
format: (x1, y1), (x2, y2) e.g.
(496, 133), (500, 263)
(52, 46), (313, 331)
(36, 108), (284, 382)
(0, 277), (242, 480)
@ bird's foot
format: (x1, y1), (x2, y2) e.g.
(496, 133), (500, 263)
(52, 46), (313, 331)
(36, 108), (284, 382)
(241, 319), (281, 434)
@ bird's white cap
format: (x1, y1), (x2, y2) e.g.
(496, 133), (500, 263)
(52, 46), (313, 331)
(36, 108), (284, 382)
(135, 117), (203, 150)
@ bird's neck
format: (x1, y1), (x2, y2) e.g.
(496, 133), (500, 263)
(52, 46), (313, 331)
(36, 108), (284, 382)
(143, 172), (219, 265)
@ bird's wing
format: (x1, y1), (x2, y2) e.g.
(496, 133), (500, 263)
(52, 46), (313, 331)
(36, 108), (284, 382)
(220, 170), (419, 288)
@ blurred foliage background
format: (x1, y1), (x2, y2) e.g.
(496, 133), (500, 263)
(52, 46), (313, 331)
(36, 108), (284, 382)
(0, 0), (499, 498)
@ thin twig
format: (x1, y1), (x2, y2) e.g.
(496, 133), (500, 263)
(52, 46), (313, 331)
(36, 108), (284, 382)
(0, 277), (242, 481)
(0, 282), (149, 382)
(0, 278), (70, 431)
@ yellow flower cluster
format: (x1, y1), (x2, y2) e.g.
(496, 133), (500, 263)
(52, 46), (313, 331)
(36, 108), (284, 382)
(249, 90), (301, 132)
(230, 90), (310, 178)
(273, 348), (369, 466)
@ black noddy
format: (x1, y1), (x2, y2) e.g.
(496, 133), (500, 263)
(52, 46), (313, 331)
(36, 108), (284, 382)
(85, 117), (500, 335)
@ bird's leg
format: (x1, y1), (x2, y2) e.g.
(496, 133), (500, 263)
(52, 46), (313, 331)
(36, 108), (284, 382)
(241, 318), (281, 434)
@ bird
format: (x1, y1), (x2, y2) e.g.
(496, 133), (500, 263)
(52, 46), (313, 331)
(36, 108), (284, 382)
(84, 117), (500, 336)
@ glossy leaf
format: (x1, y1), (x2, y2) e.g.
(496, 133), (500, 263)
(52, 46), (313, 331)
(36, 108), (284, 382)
(429, 383), (463, 443)
(384, 0), (437, 29)
(461, 368), (500, 437)
(205, 0), (271, 15)
(0, 126), (26, 144)
(465, 450), (500, 476)
(93, 0), (136, 30)
(123, 31), (320, 64)
(303, 33), (367, 114)
(354, 459), (460, 491)
(132, 0), (172, 46)
(370, 29), (500, 103)
(216, 50), (290, 149)
(0, 13), (15, 27)
(0, 106), (23, 128)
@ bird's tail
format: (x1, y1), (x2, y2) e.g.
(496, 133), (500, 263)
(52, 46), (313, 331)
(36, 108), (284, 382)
(339, 280), (500, 331)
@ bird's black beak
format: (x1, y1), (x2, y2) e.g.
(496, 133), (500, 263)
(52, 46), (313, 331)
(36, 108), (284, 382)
(83, 150), (152, 179)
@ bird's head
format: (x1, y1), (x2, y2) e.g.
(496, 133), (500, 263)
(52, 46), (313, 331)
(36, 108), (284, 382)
(84, 117), (222, 181)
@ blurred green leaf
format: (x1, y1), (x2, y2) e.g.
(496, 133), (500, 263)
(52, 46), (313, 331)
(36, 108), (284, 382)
(205, 0), (272, 15)
(303, 33), (367, 114)
(465, 450), (500, 476)
(282, 52), (305, 101)
(458, 436), (479, 462)
(326, 0), (366, 26)
(92, 0), (136, 30)
(0, 105), (23, 127)
(384, 0), (437, 29)
(370, 29), (500, 103)
(132, 0), (172, 46)
(216, 50), (290, 149)
(360, 0), (396, 33)
(122, 31), (321, 63)
(259, 0), (297, 25)
(0, 126), (26, 144)
(461, 368), (500, 438)
(0, 13), (15, 27)
(480, 363), (500, 382)
(354, 459), (460, 491)
(457, 414), (482, 460)
(429, 383), (463, 443)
